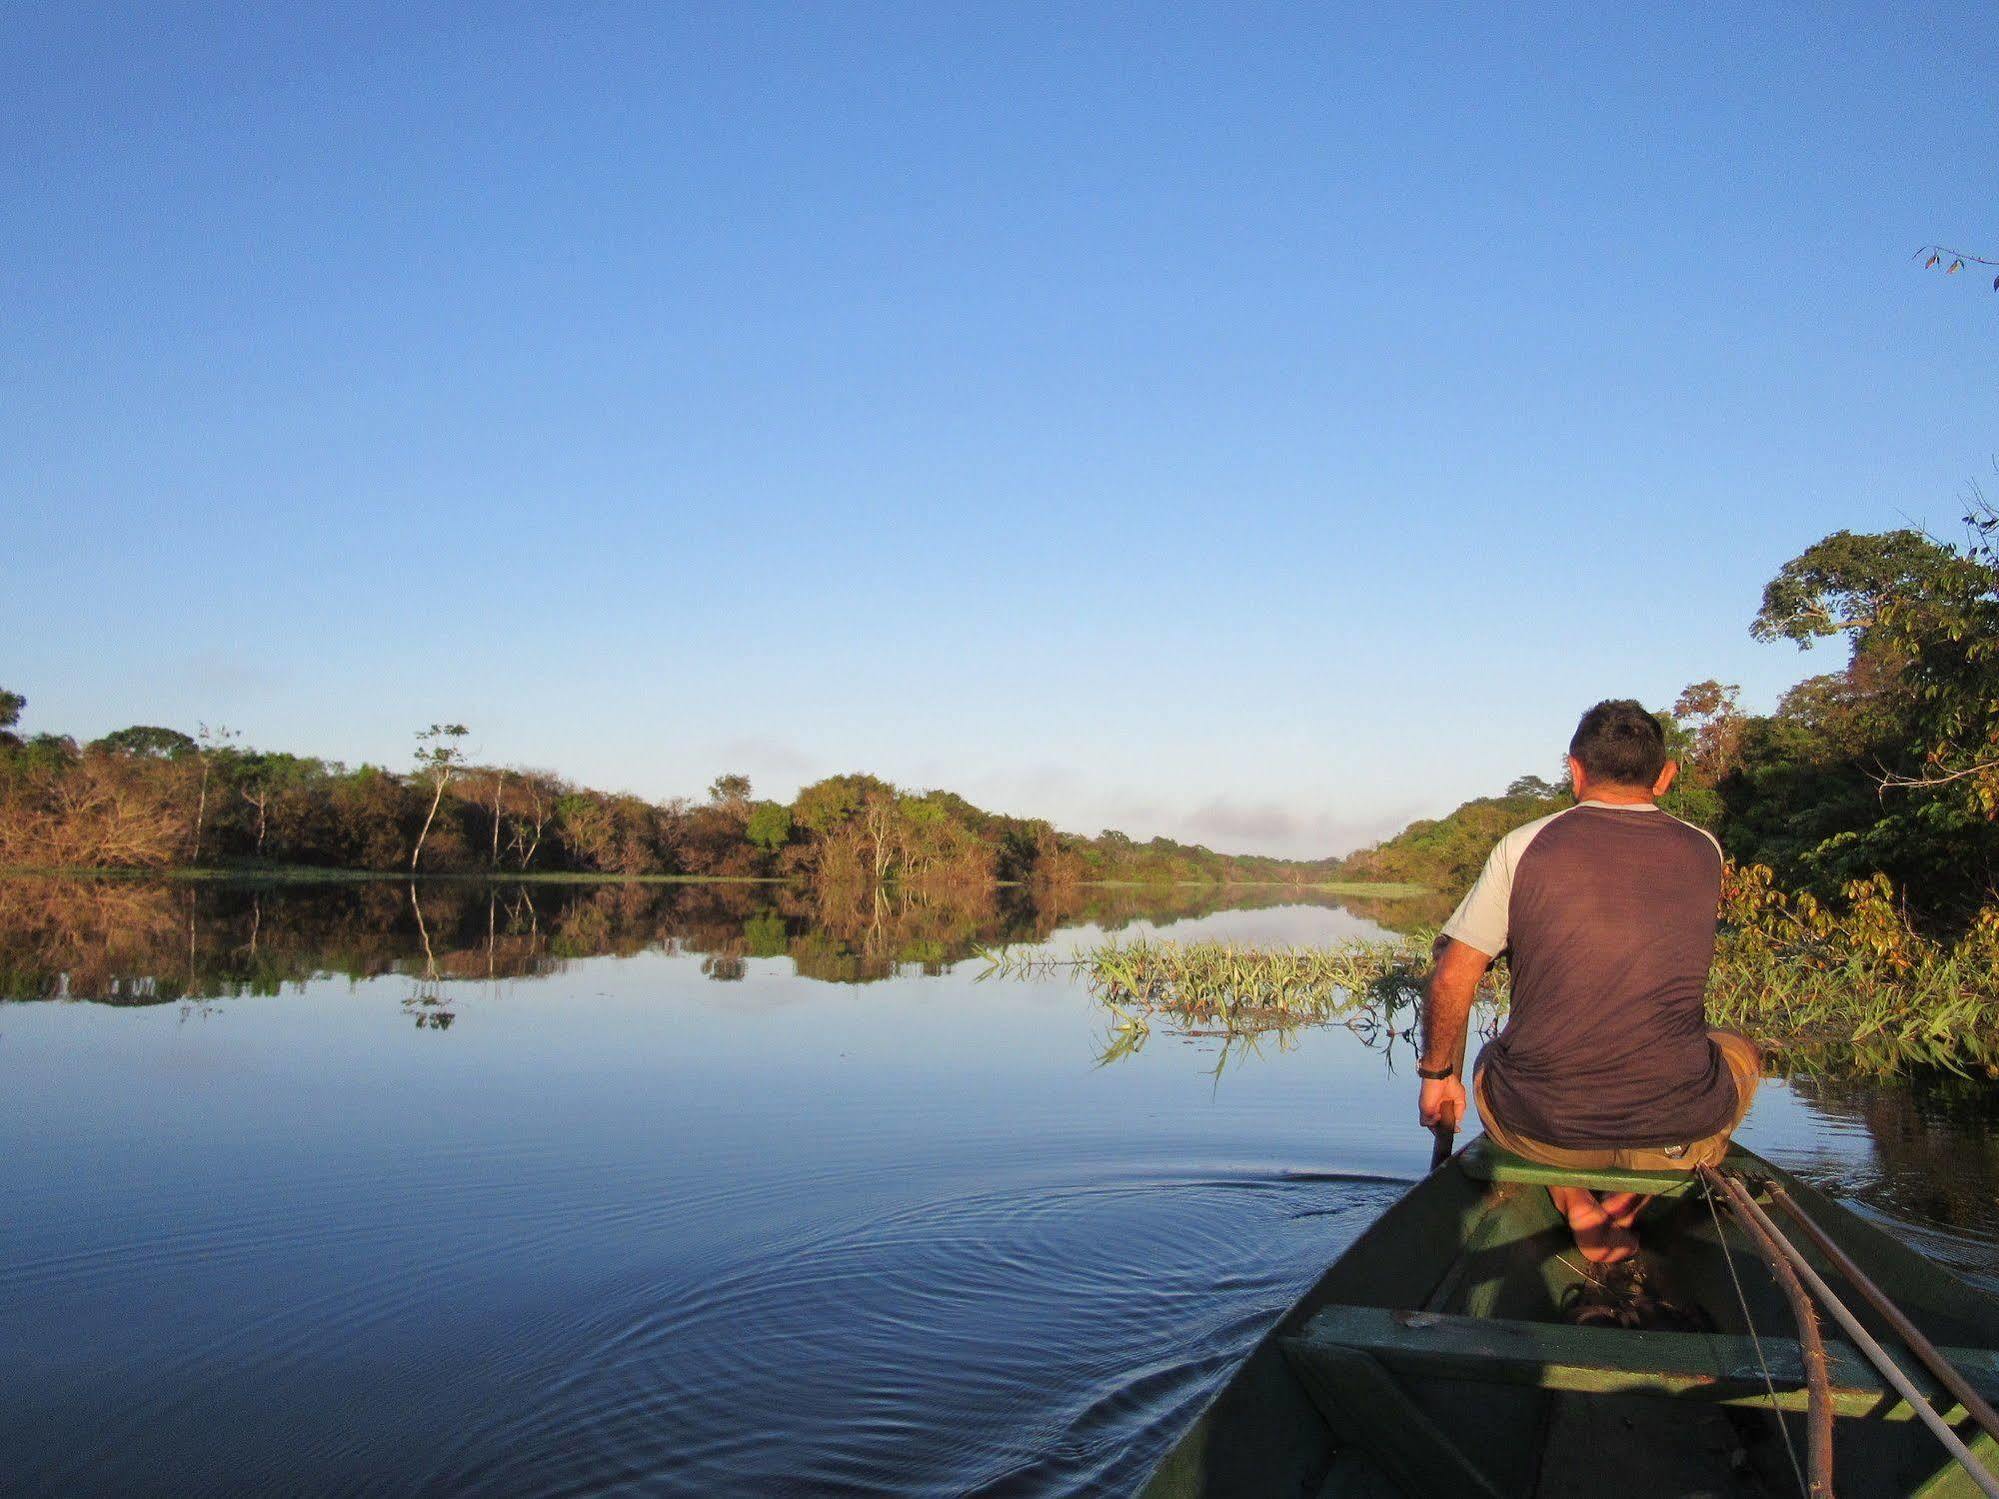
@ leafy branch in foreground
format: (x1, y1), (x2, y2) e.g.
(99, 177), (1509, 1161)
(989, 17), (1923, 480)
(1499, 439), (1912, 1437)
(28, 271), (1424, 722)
(1914, 243), (1999, 291)
(1707, 864), (1999, 1072)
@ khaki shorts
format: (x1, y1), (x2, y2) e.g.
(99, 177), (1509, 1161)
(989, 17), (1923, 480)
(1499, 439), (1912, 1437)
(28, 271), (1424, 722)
(1474, 1029), (1761, 1173)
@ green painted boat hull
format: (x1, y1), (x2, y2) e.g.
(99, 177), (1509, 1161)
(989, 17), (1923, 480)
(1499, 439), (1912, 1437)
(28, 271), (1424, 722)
(1139, 1137), (1999, 1498)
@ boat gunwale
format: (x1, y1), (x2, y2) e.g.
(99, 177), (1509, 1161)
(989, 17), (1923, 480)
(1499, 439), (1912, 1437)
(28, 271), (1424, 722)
(1137, 1137), (1999, 1498)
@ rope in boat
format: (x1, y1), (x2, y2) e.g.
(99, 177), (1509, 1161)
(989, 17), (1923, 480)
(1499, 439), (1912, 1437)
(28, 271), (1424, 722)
(1704, 1176), (1813, 1499)
(1715, 1170), (1999, 1499)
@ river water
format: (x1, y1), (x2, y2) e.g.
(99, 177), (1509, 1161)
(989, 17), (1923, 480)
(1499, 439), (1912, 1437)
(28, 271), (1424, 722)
(2, 878), (1994, 1496)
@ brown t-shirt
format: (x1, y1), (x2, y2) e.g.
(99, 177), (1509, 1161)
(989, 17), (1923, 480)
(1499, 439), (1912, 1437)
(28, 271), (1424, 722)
(1441, 801), (1736, 1149)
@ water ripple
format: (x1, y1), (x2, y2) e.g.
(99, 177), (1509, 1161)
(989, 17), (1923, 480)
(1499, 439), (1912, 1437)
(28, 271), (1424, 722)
(414, 1168), (1402, 1497)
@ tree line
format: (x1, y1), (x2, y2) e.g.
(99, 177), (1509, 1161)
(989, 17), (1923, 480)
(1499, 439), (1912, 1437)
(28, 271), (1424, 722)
(0, 699), (1340, 888)
(1341, 492), (1999, 940)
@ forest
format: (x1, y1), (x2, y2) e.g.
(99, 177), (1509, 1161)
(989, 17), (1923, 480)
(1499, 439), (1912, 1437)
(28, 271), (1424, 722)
(1340, 496), (1999, 942)
(6, 499), (1992, 922)
(0, 697), (1342, 890)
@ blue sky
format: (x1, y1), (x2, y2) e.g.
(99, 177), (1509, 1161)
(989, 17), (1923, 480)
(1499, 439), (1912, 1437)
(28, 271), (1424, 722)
(4, 3), (1995, 857)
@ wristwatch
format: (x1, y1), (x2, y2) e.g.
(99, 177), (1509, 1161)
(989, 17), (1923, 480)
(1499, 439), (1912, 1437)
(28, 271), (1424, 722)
(1416, 1062), (1456, 1080)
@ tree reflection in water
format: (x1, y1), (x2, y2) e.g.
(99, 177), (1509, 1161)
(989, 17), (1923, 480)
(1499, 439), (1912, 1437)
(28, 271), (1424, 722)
(1784, 1068), (1999, 1252)
(0, 874), (1420, 1008)
(2, 873), (1993, 1254)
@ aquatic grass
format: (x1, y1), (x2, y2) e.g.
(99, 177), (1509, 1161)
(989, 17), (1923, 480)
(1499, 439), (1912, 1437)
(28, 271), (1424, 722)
(1704, 943), (1999, 1074)
(979, 933), (1485, 1071)
(984, 932), (1443, 1012)
(982, 865), (1999, 1078)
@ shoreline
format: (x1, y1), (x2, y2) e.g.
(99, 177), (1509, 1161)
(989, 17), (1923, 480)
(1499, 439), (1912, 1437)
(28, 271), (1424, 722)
(0, 865), (1430, 896)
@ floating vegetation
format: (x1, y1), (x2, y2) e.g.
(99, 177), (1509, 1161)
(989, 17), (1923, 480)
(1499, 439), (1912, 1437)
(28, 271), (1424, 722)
(985, 933), (1430, 1020)
(982, 866), (1999, 1080)
(980, 934), (1504, 1075)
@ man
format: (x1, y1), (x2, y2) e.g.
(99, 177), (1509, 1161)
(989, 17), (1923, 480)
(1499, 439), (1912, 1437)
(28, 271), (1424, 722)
(1416, 699), (1760, 1264)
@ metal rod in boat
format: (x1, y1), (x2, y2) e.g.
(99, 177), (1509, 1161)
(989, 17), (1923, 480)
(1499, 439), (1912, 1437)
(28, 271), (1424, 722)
(1714, 1171), (1999, 1499)
(1703, 1167), (1835, 1497)
(1766, 1184), (1999, 1448)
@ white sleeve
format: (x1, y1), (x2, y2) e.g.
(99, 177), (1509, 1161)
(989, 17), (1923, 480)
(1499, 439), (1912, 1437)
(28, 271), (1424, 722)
(1441, 837), (1513, 959)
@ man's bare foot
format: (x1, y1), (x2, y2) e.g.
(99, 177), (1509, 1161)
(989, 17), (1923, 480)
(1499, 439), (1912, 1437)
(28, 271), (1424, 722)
(1549, 1186), (1638, 1264)
(1598, 1191), (1653, 1232)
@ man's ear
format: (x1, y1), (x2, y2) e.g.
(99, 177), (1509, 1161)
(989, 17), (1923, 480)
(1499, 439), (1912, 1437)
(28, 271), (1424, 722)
(1653, 759), (1679, 798)
(1566, 755), (1587, 797)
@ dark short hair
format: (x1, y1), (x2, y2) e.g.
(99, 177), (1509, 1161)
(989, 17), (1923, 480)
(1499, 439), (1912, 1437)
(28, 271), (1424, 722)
(1568, 700), (1668, 787)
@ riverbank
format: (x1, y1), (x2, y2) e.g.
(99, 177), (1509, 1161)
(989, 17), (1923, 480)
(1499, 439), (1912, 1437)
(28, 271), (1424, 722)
(0, 720), (1357, 891)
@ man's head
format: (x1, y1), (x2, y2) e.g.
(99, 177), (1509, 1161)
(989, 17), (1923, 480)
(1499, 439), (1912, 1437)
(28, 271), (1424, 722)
(1566, 699), (1677, 802)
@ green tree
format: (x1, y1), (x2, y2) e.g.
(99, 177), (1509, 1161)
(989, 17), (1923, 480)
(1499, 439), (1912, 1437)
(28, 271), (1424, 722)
(1757, 527), (1997, 793)
(1722, 517), (1999, 923)
(1750, 528), (1963, 647)
(90, 725), (197, 758)
(0, 688), (23, 739)
(1338, 788), (1569, 896)
(791, 773), (892, 835)
(746, 800), (792, 852)
(236, 751), (321, 858)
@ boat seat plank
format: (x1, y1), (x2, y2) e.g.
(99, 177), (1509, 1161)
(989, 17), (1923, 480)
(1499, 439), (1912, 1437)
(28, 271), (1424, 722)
(1289, 1304), (1999, 1423)
(1456, 1135), (1768, 1195)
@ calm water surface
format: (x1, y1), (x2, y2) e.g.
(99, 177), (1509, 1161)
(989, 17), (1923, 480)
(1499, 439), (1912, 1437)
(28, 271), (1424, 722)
(2, 879), (1994, 1496)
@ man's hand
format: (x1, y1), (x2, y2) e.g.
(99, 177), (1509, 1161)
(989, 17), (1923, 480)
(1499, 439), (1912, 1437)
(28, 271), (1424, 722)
(1417, 936), (1488, 1137)
(1418, 1075), (1466, 1133)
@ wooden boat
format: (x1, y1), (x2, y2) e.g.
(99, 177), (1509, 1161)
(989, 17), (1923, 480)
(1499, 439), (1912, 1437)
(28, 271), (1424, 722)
(1140, 1137), (1999, 1498)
